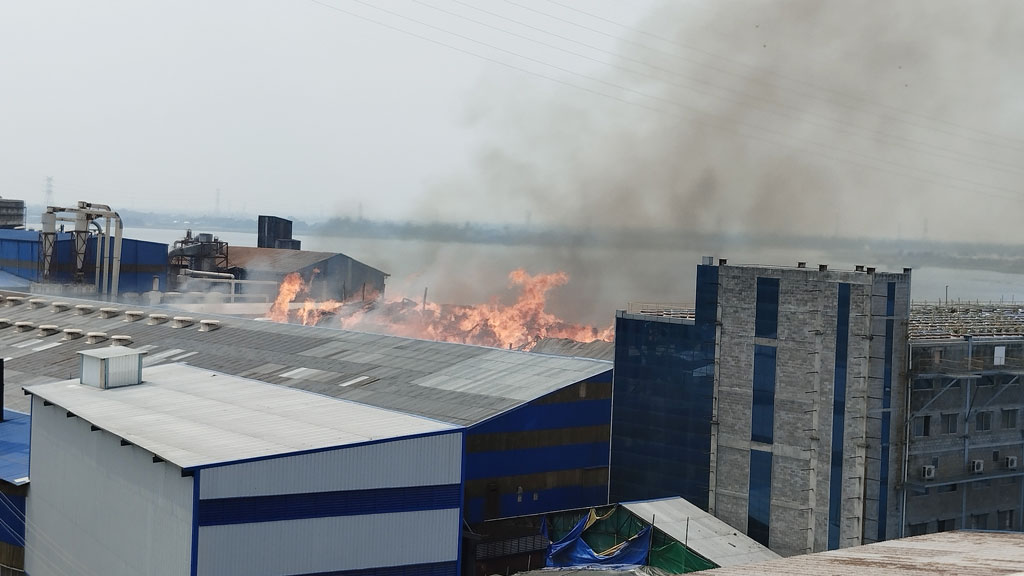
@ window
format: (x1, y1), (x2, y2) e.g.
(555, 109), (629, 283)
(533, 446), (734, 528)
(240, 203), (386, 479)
(993, 450), (1001, 462)
(751, 345), (777, 444)
(937, 518), (956, 532)
(913, 415), (931, 437)
(998, 509), (1015, 530)
(828, 283), (851, 550)
(908, 522), (928, 536)
(973, 479), (991, 490)
(747, 450), (773, 547)
(995, 346), (1006, 366)
(754, 277), (780, 339)
(938, 484), (957, 493)
(912, 378), (934, 391)
(970, 513), (989, 530)
(1002, 409), (1018, 429)
(941, 413), (958, 434)
(976, 411), (992, 432)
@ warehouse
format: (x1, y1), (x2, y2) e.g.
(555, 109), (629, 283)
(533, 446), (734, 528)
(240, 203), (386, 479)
(228, 245), (388, 302)
(0, 292), (613, 527)
(25, 350), (462, 576)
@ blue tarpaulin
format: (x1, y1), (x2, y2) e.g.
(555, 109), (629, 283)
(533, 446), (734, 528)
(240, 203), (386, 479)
(547, 509), (652, 568)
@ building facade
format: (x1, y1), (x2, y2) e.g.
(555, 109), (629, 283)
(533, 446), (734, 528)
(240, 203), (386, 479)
(902, 305), (1024, 535)
(25, 358), (463, 576)
(611, 259), (912, 557)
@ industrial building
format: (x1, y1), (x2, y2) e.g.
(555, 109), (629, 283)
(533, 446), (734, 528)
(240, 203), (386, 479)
(0, 229), (168, 295)
(901, 304), (1024, 535)
(0, 401), (29, 576)
(611, 259), (913, 557)
(0, 291), (613, 534)
(25, 351), (463, 576)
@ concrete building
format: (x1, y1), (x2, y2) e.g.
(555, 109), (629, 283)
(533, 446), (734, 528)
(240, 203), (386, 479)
(24, 352), (463, 576)
(901, 304), (1024, 535)
(0, 291), (613, 530)
(700, 530), (1024, 575)
(611, 259), (913, 557)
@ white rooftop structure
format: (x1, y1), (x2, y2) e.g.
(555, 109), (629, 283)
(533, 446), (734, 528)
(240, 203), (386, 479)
(623, 497), (780, 568)
(701, 531), (1024, 575)
(25, 362), (457, 470)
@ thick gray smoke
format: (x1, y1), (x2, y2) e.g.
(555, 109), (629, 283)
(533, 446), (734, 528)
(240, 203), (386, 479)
(324, 1), (1024, 325)
(429, 0), (1023, 239)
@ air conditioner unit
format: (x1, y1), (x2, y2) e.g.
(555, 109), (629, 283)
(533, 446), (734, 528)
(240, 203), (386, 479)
(970, 459), (985, 474)
(921, 465), (936, 480)
(1006, 456), (1018, 470)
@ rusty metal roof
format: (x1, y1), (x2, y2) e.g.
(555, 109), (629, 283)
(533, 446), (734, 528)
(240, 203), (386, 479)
(228, 246), (386, 276)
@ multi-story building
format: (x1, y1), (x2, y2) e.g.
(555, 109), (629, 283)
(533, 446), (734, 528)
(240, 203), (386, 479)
(902, 304), (1024, 535)
(611, 258), (913, 557)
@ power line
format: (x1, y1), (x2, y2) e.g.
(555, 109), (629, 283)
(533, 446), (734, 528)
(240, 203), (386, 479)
(416, 0), (1024, 179)
(535, 0), (1024, 152)
(308, 0), (1023, 202)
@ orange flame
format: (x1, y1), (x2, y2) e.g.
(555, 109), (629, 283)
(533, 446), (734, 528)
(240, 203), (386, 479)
(267, 268), (614, 349)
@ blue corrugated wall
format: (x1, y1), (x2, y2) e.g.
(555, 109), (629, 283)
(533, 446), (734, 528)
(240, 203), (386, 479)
(464, 370), (613, 523)
(0, 229), (167, 292)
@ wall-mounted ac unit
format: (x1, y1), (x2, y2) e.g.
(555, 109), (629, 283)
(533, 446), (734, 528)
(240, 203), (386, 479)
(970, 459), (985, 474)
(922, 465), (936, 480)
(1006, 456), (1018, 470)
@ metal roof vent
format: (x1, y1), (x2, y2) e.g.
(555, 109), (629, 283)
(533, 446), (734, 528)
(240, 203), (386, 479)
(199, 319), (221, 332)
(171, 316), (194, 328)
(5, 296), (25, 307)
(74, 304), (95, 316)
(147, 313), (169, 325)
(38, 324), (60, 337)
(86, 332), (108, 344)
(28, 298), (48, 309)
(78, 348), (146, 389)
(99, 307), (120, 319)
(124, 311), (145, 322)
(52, 302), (71, 313)
(14, 322), (34, 333)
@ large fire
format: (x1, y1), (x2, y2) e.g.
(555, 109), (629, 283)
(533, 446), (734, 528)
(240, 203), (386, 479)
(267, 269), (614, 350)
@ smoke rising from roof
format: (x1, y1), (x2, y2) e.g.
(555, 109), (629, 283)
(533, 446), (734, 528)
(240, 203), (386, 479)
(424, 0), (1023, 242)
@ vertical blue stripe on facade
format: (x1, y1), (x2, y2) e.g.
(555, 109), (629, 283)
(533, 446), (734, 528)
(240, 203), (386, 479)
(877, 282), (896, 541)
(191, 470), (200, 576)
(827, 283), (851, 550)
(609, 264), (718, 508)
(755, 277), (780, 339)
(751, 345), (777, 444)
(747, 449), (772, 547)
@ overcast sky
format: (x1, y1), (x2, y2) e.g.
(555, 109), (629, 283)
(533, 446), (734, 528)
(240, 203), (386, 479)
(2, 1), (1022, 241)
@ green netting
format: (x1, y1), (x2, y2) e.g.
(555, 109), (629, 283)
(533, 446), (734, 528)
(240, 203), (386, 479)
(545, 506), (720, 573)
(650, 541), (717, 573)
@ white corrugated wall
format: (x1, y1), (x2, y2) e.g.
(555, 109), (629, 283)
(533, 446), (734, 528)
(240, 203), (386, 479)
(25, 396), (193, 576)
(197, 432), (463, 576)
(200, 433), (462, 497)
(198, 509), (459, 576)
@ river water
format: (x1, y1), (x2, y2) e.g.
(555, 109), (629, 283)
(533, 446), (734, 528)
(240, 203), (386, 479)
(125, 226), (1024, 327)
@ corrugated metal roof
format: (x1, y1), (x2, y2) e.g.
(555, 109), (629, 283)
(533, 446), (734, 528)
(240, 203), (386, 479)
(701, 531), (1024, 575)
(228, 246), (378, 276)
(622, 498), (779, 568)
(0, 292), (611, 425)
(0, 409), (30, 485)
(26, 363), (457, 469)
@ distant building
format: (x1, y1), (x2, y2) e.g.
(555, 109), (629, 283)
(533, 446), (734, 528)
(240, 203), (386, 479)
(25, 352), (463, 576)
(902, 304), (1024, 534)
(611, 259), (913, 556)
(228, 246), (388, 302)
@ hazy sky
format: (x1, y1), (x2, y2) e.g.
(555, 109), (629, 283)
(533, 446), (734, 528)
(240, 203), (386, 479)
(2, 1), (1022, 241)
